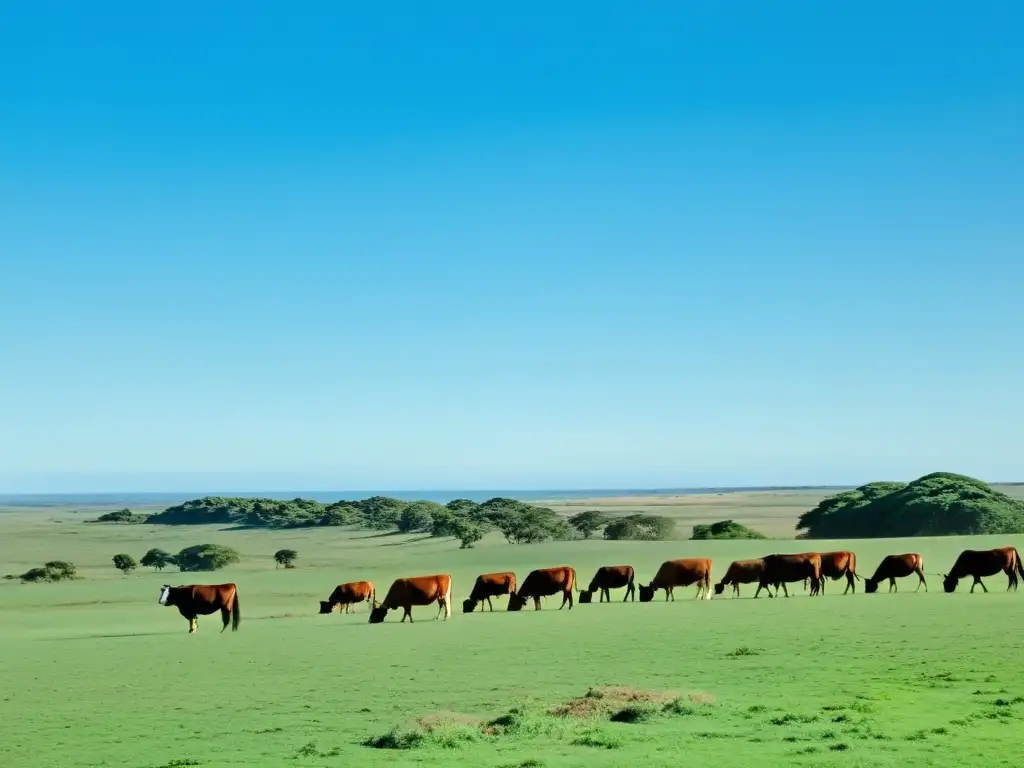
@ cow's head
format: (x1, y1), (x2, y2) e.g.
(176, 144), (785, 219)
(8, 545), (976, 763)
(713, 583), (725, 596)
(507, 593), (527, 611)
(863, 579), (879, 594)
(158, 585), (174, 606)
(942, 573), (958, 593)
(577, 590), (593, 604)
(462, 599), (478, 614)
(638, 584), (655, 602)
(318, 601), (334, 614)
(368, 602), (388, 623)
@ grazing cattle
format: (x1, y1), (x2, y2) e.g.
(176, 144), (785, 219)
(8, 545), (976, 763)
(463, 571), (517, 613)
(760, 553), (822, 598)
(319, 580), (376, 614)
(508, 566), (575, 611)
(714, 558), (768, 598)
(864, 554), (927, 594)
(638, 558), (713, 602)
(158, 584), (240, 634)
(368, 574), (452, 623)
(807, 551), (860, 595)
(942, 548), (1024, 593)
(579, 565), (636, 603)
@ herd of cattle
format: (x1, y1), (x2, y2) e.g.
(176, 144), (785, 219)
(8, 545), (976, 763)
(156, 545), (1024, 633)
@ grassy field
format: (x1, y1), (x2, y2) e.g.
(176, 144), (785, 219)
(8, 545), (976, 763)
(3, 489), (1024, 767)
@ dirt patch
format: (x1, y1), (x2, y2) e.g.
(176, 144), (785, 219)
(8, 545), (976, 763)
(415, 712), (483, 731)
(551, 686), (680, 718)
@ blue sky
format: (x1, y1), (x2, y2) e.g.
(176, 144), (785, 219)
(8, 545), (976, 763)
(1, 2), (1021, 493)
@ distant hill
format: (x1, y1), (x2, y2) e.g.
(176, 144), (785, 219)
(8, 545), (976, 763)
(796, 472), (1024, 538)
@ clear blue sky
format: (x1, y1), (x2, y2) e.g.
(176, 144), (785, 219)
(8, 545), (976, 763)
(1, 2), (1021, 493)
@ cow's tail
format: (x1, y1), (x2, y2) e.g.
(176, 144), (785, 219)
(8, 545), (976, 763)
(1015, 549), (1024, 583)
(850, 552), (862, 580)
(232, 590), (241, 631)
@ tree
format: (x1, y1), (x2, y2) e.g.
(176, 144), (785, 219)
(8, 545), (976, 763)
(452, 518), (485, 549)
(397, 501), (443, 533)
(796, 473), (1024, 538)
(477, 498), (572, 544)
(603, 514), (676, 541)
(112, 554), (137, 574)
(175, 544), (241, 572)
(356, 496), (409, 530)
(690, 520), (766, 540)
(274, 549), (298, 569)
(140, 548), (175, 571)
(319, 504), (360, 526)
(568, 510), (609, 539)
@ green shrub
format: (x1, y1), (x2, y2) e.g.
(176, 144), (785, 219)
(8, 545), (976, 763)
(19, 561), (78, 583)
(90, 508), (150, 524)
(797, 473), (1024, 538)
(691, 520), (766, 540)
(603, 514), (676, 541)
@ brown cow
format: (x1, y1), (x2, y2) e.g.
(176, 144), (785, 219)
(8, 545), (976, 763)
(508, 566), (575, 611)
(463, 571), (517, 613)
(864, 554), (927, 594)
(760, 553), (822, 598)
(942, 547), (1024, 593)
(638, 559), (713, 602)
(368, 573), (452, 623)
(714, 558), (768, 597)
(158, 583), (240, 634)
(579, 565), (636, 603)
(319, 580), (376, 614)
(805, 551), (860, 595)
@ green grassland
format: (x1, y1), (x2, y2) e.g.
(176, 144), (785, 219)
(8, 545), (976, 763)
(3, 488), (1024, 768)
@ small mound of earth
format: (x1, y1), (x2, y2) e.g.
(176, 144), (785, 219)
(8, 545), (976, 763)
(551, 686), (682, 718)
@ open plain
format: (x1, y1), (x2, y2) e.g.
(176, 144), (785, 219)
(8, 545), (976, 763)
(3, 487), (1024, 768)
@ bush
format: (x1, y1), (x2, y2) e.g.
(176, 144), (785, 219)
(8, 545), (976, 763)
(140, 548), (175, 571)
(112, 553), (137, 574)
(568, 511), (608, 539)
(90, 508), (150, 524)
(274, 549), (298, 568)
(603, 514), (676, 541)
(690, 520), (766, 540)
(796, 472), (1024, 538)
(175, 544), (241, 572)
(19, 561), (78, 583)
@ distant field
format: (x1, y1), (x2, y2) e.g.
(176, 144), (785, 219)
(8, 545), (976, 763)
(3, 488), (1024, 767)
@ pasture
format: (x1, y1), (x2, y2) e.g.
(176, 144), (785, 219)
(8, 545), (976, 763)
(3, 491), (1024, 768)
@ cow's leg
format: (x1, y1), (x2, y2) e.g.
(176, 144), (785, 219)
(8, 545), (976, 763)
(844, 572), (854, 595)
(915, 570), (926, 592)
(533, 596), (542, 611)
(220, 606), (231, 632)
(563, 589), (573, 609)
(971, 576), (988, 593)
(780, 582), (789, 598)
(486, 597), (494, 612)
(401, 606), (412, 622)
(188, 616), (197, 634)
